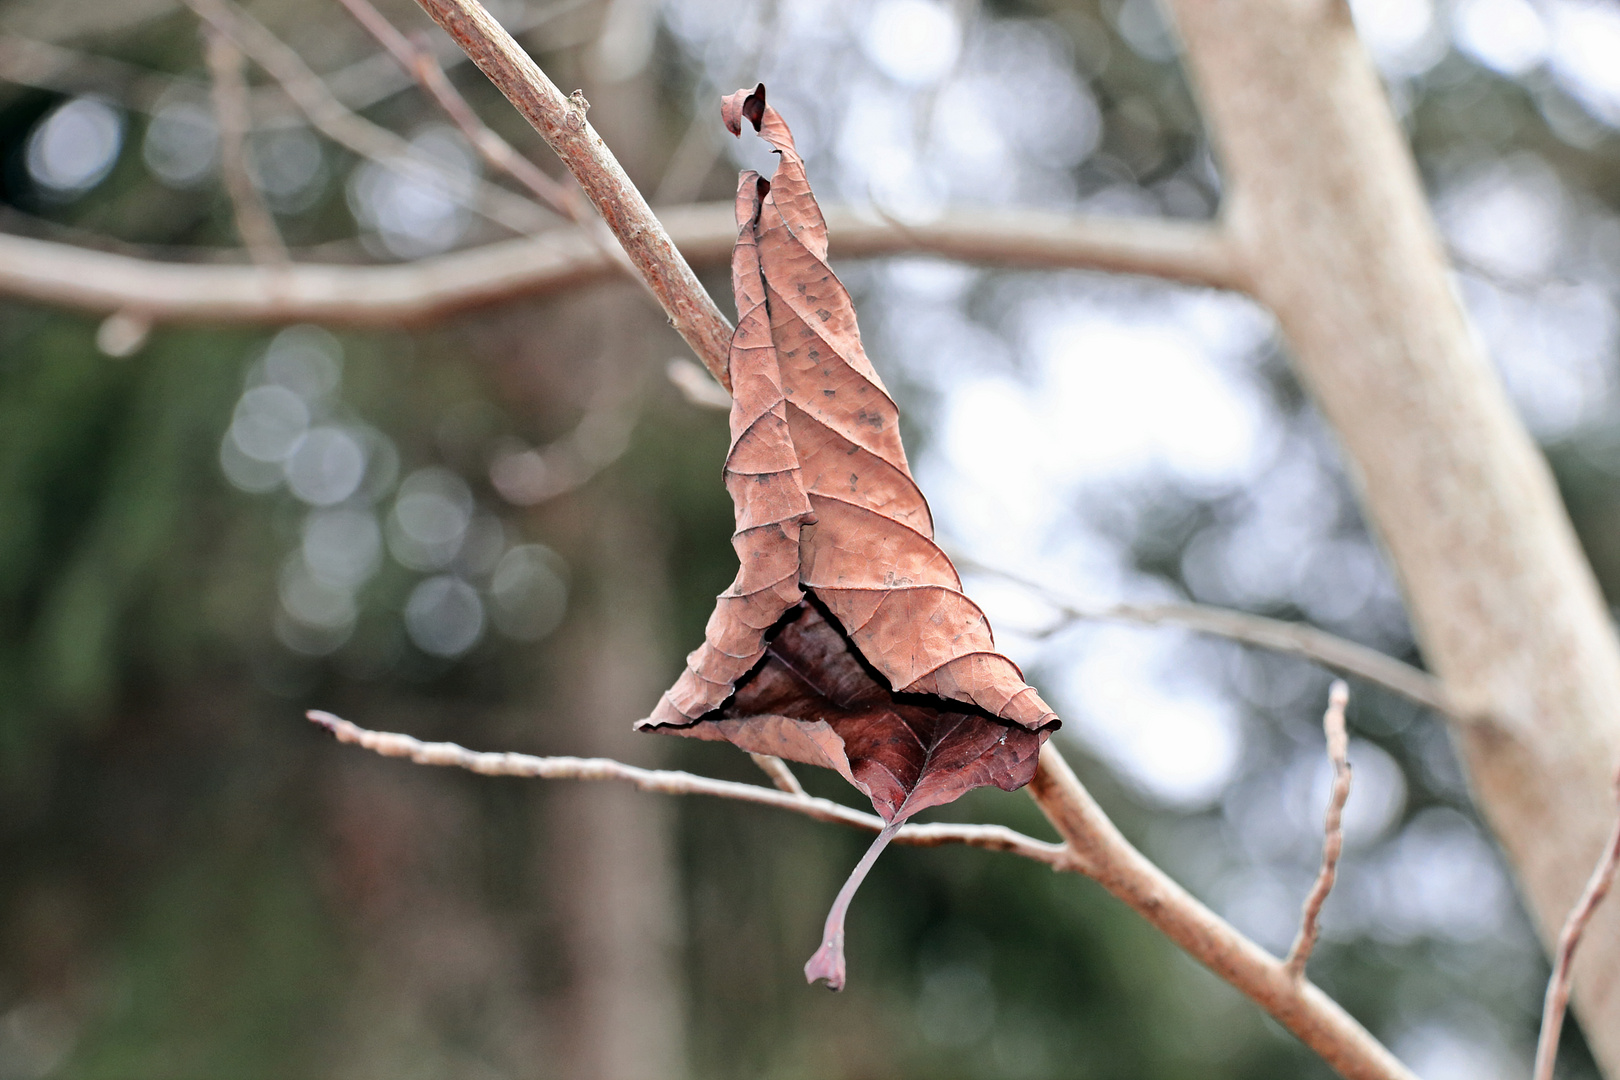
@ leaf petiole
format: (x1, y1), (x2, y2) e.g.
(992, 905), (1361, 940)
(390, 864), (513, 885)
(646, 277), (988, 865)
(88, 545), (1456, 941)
(804, 816), (906, 991)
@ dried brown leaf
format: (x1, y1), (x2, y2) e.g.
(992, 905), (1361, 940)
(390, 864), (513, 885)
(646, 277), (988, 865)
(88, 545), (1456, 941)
(640, 85), (1059, 989)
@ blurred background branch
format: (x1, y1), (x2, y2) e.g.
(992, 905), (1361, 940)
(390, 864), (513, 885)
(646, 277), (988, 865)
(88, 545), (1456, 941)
(0, 205), (1235, 323)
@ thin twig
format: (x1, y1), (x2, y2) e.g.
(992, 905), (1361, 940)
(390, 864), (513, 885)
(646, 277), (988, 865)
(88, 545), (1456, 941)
(203, 28), (289, 265)
(1533, 768), (1620, 1080)
(959, 556), (1460, 721)
(308, 711), (1072, 866)
(310, 698), (1412, 1078)
(331, 0), (643, 288)
(1286, 680), (1352, 978)
(412, 0), (738, 384)
(333, 0), (575, 217)
(748, 753), (805, 797)
(182, 0), (555, 236)
(0, 205), (1236, 326)
(325, 0), (597, 111)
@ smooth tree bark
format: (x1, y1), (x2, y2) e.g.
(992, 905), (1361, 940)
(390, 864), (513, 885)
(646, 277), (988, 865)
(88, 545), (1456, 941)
(1167, 0), (1620, 1068)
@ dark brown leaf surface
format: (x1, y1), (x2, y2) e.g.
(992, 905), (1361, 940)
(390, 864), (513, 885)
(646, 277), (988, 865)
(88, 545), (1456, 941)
(639, 85), (1059, 989)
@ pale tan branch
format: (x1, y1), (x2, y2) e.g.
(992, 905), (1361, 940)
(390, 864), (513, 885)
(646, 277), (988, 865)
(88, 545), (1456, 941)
(203, 29), (288, 265)
(1286, 681), (1352, 979)
(412, 0), (737, 383)
(960, 557), (1459, 720)
(1533, 768), (1620, 1080)
(181, 0), (554, 236)
(1026, 747), (1415, 1080)
(0, 205), (1233, 326)
(309, 710), (1072, 866)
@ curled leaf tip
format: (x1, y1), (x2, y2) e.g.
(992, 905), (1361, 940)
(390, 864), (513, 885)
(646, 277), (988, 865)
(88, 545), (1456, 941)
(721, 82), (767, 136)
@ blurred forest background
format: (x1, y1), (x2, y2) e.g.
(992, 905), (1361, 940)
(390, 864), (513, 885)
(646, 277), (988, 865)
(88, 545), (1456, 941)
(1, 0), (1617, 1076)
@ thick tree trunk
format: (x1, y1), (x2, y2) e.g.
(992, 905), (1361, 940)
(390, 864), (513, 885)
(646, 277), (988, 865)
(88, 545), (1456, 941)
(1167, 0), (1620, 1069)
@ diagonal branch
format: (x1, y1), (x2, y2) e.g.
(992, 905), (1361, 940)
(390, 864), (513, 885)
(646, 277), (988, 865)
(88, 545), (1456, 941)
(309, 710), (1074, 867)
(0, 206), (1235, 327)
(1286, 680), (1352, 978)
(1025, 747), (1414, 1080)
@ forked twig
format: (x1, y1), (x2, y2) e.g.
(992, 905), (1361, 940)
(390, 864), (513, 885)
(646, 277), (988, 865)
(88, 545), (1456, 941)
(1286, 680), (1352, 978)
(309, 710), (1075, 868)
(1532, 768), (1620, 1080)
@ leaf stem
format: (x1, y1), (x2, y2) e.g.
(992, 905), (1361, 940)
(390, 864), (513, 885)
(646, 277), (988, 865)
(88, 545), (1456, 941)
(804, 818), (905, 992)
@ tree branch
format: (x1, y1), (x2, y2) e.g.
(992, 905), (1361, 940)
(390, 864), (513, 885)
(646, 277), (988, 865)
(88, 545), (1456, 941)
(308, 710), (1073, 867)
(0, 205), (1233, 326)
(1533, 768), (1620, 1080)
(959, 557), (1459, 721)
(1286, 681), (1352, 979)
